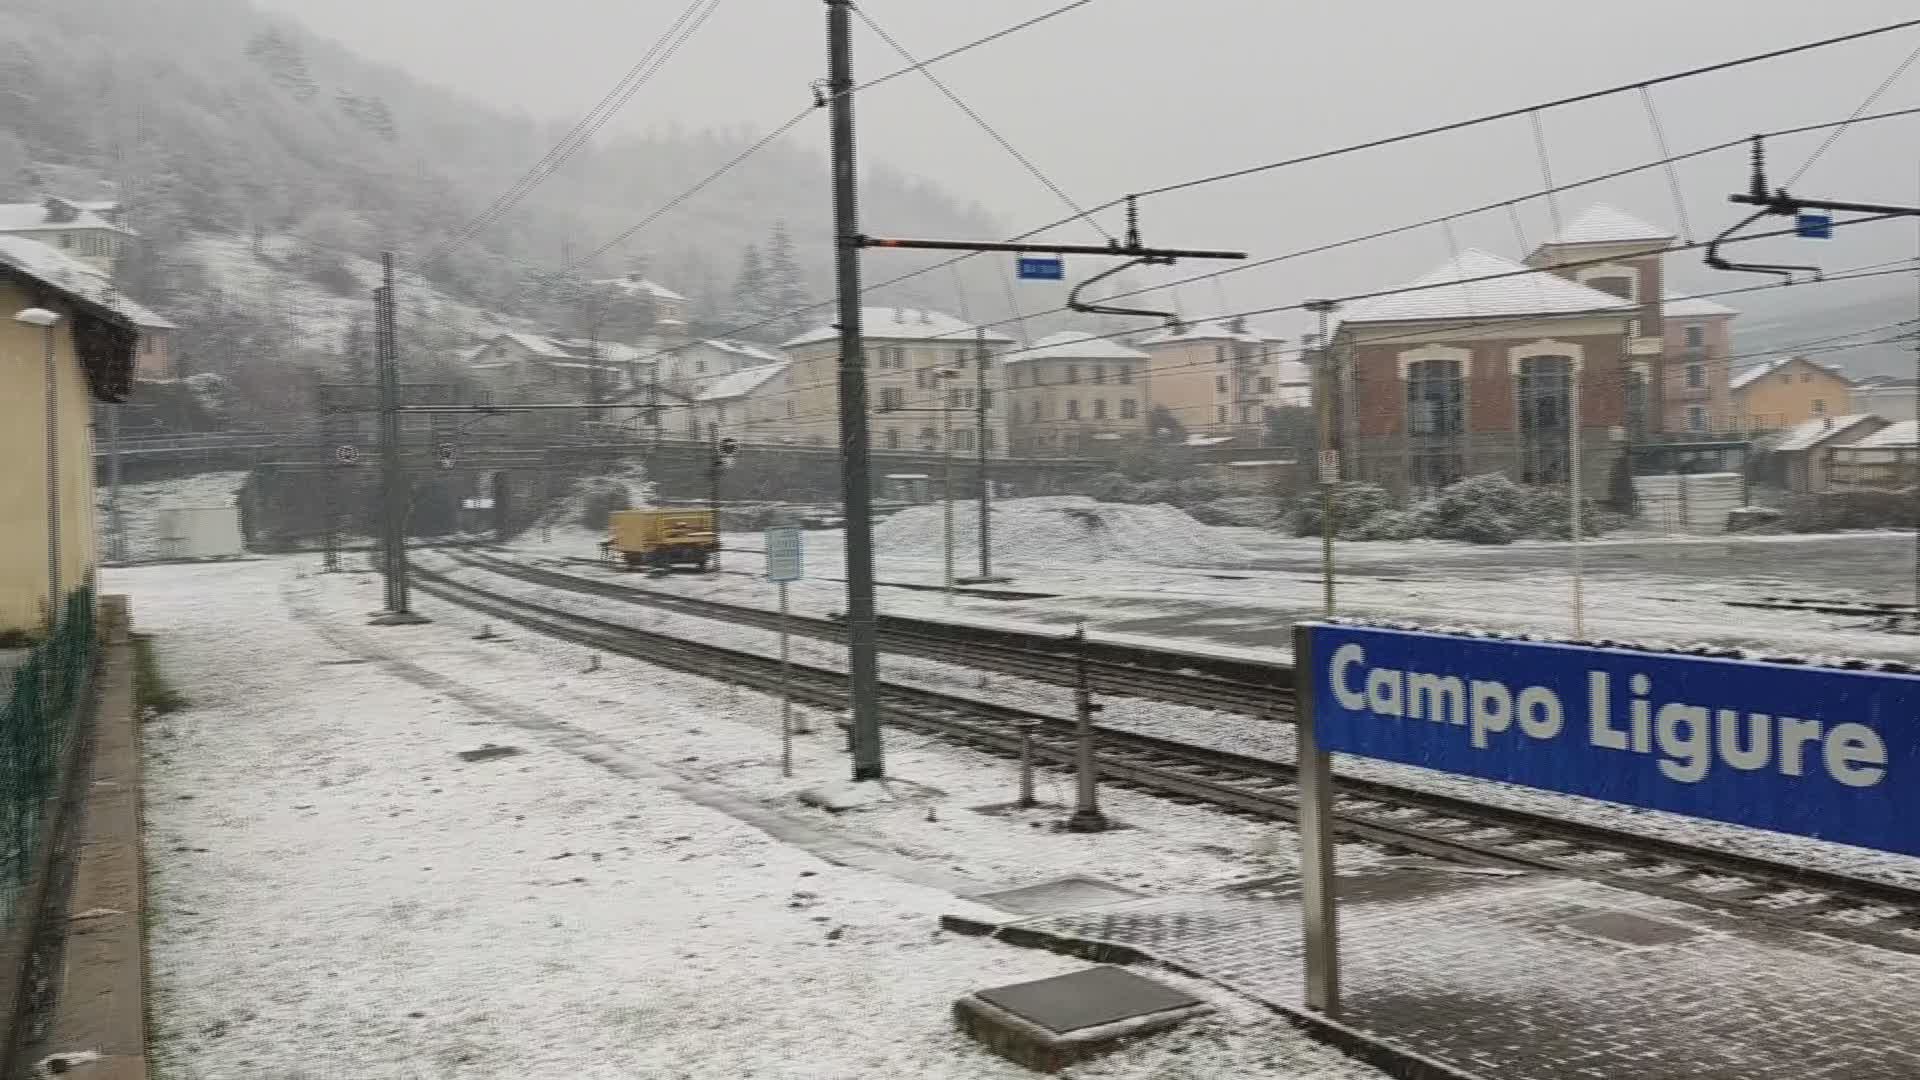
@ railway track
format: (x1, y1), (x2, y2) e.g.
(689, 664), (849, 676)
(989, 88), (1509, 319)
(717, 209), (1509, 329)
(411, 561), (1920, 955)
(441, 548), (1287, 716)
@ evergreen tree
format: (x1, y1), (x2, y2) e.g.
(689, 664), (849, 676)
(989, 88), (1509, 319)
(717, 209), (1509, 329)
(731, 243), (769, 331)
(245, 30), (317, 101)
(761, 221), (809, 341)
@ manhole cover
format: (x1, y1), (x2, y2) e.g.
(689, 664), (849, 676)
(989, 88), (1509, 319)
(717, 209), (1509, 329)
(975, 964), (1205, 1035)
(972, 875), (1140, 915)
(457, 745), (523, 763)
(1562, 910), (1702, 947)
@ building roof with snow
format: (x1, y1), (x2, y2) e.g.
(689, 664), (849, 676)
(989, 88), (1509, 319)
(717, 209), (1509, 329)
(1540, 204), (1674, 248)
(699, 338), (784, 365)
(591, 275), (687, 304)
(1004, 330), (1149, 364)
(1730, 355), (1851, 392)
(1852, 419), (1918, 448)
(0, 197), (134, 237)
(783, 307), (1014, 348)
(1133, 318), (1277, 348)
(485, 332), (650, 367)
(1662, 292), (1738, 319)
(1340, 248), (1636, 326)
(1770, 413), (1883, 452)
(696, 362), (789, 403)
(0, 235), (141, 402)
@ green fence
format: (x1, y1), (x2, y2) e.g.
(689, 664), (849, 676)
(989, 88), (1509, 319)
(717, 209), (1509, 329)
(0, 588), (95, 924)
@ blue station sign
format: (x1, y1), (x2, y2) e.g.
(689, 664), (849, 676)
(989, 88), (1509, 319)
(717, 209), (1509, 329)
(1016, 256), (1065, 281)
(1300, 623), (1920, 856)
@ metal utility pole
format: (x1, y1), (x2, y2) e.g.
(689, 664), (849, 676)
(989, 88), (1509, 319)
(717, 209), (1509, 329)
(1568, 361), (1585, 638)
(972, 327), (995, 582)
(105, 402), (125, 564)
(1307, 301), (1340, 617)
(372, 252), (426, 625)
(827, 0), (886, 782)
(942, 388), (955, 602)
(709, 428), (724, 573)
(1066, 622), (1107, 832)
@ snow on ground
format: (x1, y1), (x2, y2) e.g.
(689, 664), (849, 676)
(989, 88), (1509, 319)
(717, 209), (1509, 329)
(873, 497), (1254, 567)
(95, 470), (250, 563)
(419, 550), (1920, 891)
(118, 558), (1385, 1080)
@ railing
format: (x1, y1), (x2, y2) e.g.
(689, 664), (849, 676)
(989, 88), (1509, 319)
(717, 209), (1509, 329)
(0, 588), (94, 923)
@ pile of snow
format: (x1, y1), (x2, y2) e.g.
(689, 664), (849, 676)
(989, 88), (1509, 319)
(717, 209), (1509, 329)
(874, 496), (1253, 566)
(94, 470), (250, 563)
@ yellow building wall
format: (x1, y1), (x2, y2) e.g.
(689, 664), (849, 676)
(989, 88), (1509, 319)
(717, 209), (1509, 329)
(1734, 360), (1853, 431)
(0, 281), (100, 632)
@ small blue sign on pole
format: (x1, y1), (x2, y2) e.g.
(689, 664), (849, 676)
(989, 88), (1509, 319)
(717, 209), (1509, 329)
(1796, 212), (1833, 239)
(765, 526), (804, 583)
(1016, 256), (1064, 281)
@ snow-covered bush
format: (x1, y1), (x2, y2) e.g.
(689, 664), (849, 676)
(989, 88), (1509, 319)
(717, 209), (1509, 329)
(576, 480), (635, 530)
(1187, 496), (1287, 528)
(1293, 473), (1619, 545)
(1291, 482), (1397, 539)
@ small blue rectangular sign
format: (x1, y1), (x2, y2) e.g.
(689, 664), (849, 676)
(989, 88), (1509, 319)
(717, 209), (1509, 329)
(1303, 624), (1920, 855)
(1796, 212), (1833, 239)
(764, 526), (804, 583)
(1017, 256), (1064, 281)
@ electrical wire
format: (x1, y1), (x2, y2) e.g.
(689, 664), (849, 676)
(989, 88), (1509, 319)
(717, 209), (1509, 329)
(1785, 38), (1920, 187)
(851, 3), (1111, 242)
(424, 0), (721, 266)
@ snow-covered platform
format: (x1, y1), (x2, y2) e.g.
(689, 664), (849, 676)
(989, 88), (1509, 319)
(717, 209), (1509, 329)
(956, 859), (1920, 1079)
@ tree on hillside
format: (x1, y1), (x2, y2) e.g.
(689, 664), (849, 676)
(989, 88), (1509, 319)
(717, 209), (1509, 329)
(762, 221), (809, 342)
(730, 243), (769, 333)
(245, 30), (318, 101)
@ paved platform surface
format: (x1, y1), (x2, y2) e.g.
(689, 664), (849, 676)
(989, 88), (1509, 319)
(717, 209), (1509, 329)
(983, 861), (1920, 1079)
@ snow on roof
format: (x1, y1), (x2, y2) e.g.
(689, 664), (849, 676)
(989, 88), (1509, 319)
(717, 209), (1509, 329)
(591, 275), (687, 303)
(1183, 434), (1235, 447)
(1854, 420), (1918, 448)
(1133, 319), (1273, 347)
(500, 331), (570, 358)
(701, 338), (784, 364)
(1543, 203), (1675, 247)
(695, 362), (788, 402)
(782, 307), (1014, 348)
(1005, 330), (1149, 363)
(1771, 413), (1882, 452)
(0, 200), (132, 236)
(116, 296), (177, 330)
(1341, 248), (1635, 325)
(0, 235), (152, 328)
(1730, 355), (1851, 392)
(1662, 291), (1738, 318)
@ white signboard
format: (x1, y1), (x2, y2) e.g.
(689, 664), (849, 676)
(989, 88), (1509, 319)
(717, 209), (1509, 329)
(1318, 450), (1341, 484)
(765, 526), (804, 583)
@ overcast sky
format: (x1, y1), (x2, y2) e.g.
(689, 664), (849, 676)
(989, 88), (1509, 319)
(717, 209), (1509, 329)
(256, 0), (1920, 358)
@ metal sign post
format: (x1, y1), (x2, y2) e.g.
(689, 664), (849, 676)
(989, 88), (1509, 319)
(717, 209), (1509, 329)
(766, 526), (806, 774)
(1291, 623), (1340, 1015)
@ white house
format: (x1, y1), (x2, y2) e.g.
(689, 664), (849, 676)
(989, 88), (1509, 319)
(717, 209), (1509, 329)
(656, 338), (785, 398)
(0, 197), (135, 274)
(465, 332), (653, 402)
(693, 362), (793, 444)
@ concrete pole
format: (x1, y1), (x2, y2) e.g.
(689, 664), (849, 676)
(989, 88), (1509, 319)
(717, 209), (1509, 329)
(1569, 361), (1585, 637)
(975, 327), (993, 580)
(826, 0), (885, 781)
(372, 253), (426, 625)
(943, 397), (954, 603)
(1307, 302), (1340, 617)
(1065, 622), (1107, 832)
(43, 322), (60, 624)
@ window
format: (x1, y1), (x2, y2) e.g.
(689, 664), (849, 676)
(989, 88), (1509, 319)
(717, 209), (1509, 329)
(919, 426), (937, 450)
(1812, 399), (1828, 415)
(1259, 376), (1273, 394)
(915, 369), (928, 389)
(984, 429), (996, 451)
(786, 401), (795, 419)
(1216, 406), (1227, 423)
(1686, 364), (1705, 390)
(1066, 399), (1081, 420)
(1092, 364), (1106, 385)
(946, 387), (962, 408)
(955, 430), (974, 452)
(1686, 405), (1707, 432)
(884, 428), (901, 450)
(1120, 399), (1137, 420)
(979, 389), (993, 411)
(1241, 405), (1256, 423)
(695, 359), (708, 375)
(880, 387), (904, 411)
(1117, 365), (1133, 386)
(883, 346), (906, 370)
(59, 233), (72, 250)
(962, 389), (975, 409)
(142, 335), (155, 356)
(1801, 372), (1812, 383)
(1093, 398), (1108, 420)
(1008, 367), (1022, 388)
(1587, 275), (1632, 301)
(1032, 367), (1046, 386)
(1781, 373), (1792, 385)
(1683, 325), (1705, 349)
(1516, 355), (1575, 484)
(1066, 364), (1080, 384)
(1215, 375), (1228, 394)
(1215, 345), (1228, 364)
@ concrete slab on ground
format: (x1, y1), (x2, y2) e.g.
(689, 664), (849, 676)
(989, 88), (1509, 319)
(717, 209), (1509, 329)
(962, 862), (1920, 1079)
(955, 965), (1213, 1073)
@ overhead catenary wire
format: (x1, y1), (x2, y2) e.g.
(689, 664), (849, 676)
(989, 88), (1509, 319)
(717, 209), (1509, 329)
(851, 3), (1110, 242)
(423, 0), (721, 266)
(1638, 87), (1695, 246)
(1785, 38), (1920, 187)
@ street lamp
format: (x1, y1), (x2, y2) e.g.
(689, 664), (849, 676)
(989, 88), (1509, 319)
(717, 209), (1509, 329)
(16, 308), (62, 626)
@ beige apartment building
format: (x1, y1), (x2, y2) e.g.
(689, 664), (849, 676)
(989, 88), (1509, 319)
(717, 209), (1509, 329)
(1133, 317), (1305, 444)
(782, 307), (1013, 455)
(1659, 293), (1737, 435)
(1002, 331), (1149, 455)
